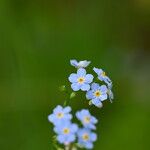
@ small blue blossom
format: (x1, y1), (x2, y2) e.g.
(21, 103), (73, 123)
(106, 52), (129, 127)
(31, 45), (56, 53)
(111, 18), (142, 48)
(93, 67), (112, 84)
(77, 128), (97, 149)
(76, 109), (98, 130)
(68, 68), (94, 91)
(107, 82), (114, 102)
(70, 59), (91, 68)
(86, 83), (108, 108)
(48, 105), (72, 125)
(54, 121), (78, 145)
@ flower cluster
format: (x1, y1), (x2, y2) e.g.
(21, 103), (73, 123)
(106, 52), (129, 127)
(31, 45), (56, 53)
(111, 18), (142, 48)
(69, 60), (114, 108)
(76, 109), (97, 149)
(48, 106), (97, 149)
(48, 59), (114, 150)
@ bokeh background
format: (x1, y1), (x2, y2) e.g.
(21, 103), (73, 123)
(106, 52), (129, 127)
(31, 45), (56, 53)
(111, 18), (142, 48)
(0, 0), (150, 150)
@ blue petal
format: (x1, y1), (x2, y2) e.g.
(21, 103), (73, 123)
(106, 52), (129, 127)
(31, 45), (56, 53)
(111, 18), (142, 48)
(91, 83), (100, 90)
(63, 106), (71, 113)
(100, 94), (107, 101)
(68, 134), (76, 142)
(100, 85), (108, 93)
(70, 59), (78, 67)
(48, 114), (54, 122)
(81, 109), (90, 116)
(64, 114), (72, 120)
(86, 90), (94, 99)
(86, 142), (93, 149)
(93, 67), (103, 74)
(108, 90), (114, 101)
(88, 124), (96, 130)
(91, 117), (98, 124)
(53, 105), (63, 113)
(78, 60), (91, 68)
(71, 124), (78, 132)
(85, 74), (94, 83)
(77, 68), (86, 76)
(81, 84), (90, 91)
(98, 76), (104, 81)
(68, 73), (78, 83)
(57, 135), (65, 144)
(92, 98), (102, 108)
(76, 112), (81, 120)
(91, 133), (97, 141)
(71, 83), (80, 91)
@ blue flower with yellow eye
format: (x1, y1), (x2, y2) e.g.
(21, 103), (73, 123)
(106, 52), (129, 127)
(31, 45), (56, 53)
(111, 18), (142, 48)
(76, 109), (98, 130)
(86, 83), (108, 108)
(54, 121), (78, 145)
(68, 68), (94, 91)
(77, 128), (97, 149)
(48, 105), (72, 125)
(70, 59), (91, 68)
(93, 67), (112, 84)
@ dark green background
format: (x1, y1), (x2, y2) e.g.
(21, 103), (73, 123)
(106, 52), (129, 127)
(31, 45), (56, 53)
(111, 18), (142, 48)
(0, 0), (150, 150)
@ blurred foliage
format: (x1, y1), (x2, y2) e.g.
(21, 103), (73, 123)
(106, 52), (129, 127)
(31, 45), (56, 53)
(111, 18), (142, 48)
(0, 0), (150, 150)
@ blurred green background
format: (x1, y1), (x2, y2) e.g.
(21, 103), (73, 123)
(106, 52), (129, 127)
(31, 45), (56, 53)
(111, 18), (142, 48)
(0, 0), (150, 150)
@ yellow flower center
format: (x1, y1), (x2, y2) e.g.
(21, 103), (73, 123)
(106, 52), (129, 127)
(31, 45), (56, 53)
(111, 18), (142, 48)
(63, 128), (70, 134)
(82, 133), (89, 141)
(77, 77), (85, 84)
(83, 116), (91, 124)
(94, 90), (101, 97)
(101, 71), (106, 77)
(57, 112), (64, 119)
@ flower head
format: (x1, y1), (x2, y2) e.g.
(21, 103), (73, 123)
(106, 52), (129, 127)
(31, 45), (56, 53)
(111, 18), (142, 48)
(107, 82), (114, 102)
(93, 67), (111, 84)
(54, 121), (78, 145)
(77, 128), (97, 149)
(48, 105), (72, 125)
(68, 68), (94, 91)
(86, 83), (108, 108)
(76, 109), (98, 130)
(70, 59), (91, 68)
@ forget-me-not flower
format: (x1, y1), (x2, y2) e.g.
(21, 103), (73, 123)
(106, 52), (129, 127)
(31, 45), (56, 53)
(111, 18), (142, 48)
(93, 67), (112, 84)
(54, 121), (78, 145)
(107, 82), (114, 102)
(70, 59), (91, 68)
(77, 128), (97, 149)
(68, 68), (94, 91)
(86, 83), (108, 108)
(76, 109), (98, 130)
(48, 105), (72, 125)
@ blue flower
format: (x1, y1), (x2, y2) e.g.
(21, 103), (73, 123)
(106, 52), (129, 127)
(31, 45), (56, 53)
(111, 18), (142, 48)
(70, 59), (91, 68)
(48, 105), (72, 125)
(54, 121), (78, 145)
(77, 128), (97, 149)
(93, 67), (112, 84)
(68, 68), (94, 91)
(76, 109), (98, 130)
(86, 83), (108, 108)
(107, 82), (114, 102)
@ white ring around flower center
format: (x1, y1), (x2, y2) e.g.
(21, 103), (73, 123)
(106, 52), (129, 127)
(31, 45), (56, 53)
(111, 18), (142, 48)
(101, 71), (106, 77)
(94, 90), (101, 97)
(63, 128), (70, 134)
(57, 112), (64, 119)
(83, 116), (91, 124)
(77, 77), (85, 84)
(82, 133), (89, 141)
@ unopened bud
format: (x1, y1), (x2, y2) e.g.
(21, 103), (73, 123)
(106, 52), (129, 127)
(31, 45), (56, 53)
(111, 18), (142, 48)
(59, 85), (66, 92)
(70, 92), (76, 99)
(89, 100), (92, 106)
